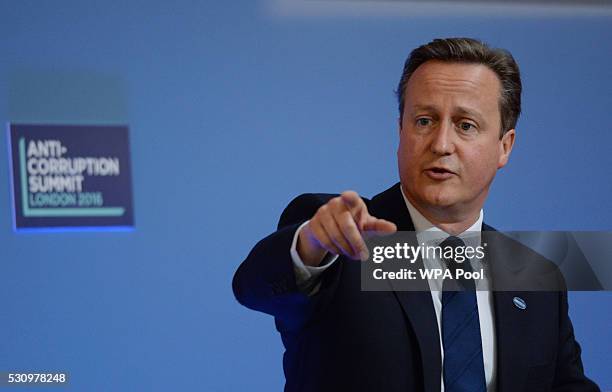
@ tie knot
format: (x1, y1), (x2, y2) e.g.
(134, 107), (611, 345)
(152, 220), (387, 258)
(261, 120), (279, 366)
(439, 236), (466, 256)
(440, 235), (468, 265)
(440, 235), (474, 291)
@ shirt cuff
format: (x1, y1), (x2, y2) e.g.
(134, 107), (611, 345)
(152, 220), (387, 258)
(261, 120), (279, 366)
(290, 220), (339, 291)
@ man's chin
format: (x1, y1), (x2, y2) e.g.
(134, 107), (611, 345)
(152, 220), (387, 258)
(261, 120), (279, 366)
(420, 191), (461, 210)
(403, 183), (462, 210)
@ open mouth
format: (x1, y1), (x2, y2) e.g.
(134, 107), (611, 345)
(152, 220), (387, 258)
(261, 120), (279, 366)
(424, 167), (455, 179)
(430, 168), (452, 174)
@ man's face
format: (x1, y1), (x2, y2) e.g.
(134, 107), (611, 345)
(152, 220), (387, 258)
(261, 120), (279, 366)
(398, 60), (515, 220)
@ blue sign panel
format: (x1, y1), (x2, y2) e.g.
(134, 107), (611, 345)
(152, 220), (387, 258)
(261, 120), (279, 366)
(7, 124), (134, 231)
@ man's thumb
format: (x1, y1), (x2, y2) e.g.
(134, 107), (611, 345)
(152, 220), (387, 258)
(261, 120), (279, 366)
(362, 217), (397, 235)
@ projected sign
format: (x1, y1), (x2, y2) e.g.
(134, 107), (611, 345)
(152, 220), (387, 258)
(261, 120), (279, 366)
(7, 124), (134, 231)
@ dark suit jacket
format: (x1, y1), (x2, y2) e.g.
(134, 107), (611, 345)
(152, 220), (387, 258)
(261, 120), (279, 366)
(233, 183), (600, 392)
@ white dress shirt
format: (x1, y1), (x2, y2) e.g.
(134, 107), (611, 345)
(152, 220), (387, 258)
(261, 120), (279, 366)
(290, 192), (497, 392)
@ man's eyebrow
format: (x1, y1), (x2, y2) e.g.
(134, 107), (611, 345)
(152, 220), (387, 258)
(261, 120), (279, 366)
(455, 106), (484, 121)
(409, 105), (486, 122)
(409, 105), (439, 115)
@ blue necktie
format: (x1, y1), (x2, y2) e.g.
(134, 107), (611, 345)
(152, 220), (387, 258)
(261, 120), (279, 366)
(441, 236), (486, 392)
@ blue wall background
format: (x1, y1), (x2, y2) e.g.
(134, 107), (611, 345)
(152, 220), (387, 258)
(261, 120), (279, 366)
(1, 1), (610, 390)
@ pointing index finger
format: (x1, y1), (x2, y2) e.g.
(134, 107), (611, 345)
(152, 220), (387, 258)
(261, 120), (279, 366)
(340, 190), (367, 216)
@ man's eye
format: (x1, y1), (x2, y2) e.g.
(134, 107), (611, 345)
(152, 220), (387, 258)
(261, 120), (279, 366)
(459, 122), (476, 132)
(416, 118), (431, 127)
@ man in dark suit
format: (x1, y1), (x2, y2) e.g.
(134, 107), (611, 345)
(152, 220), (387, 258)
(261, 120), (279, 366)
(233, 38), (600, 392)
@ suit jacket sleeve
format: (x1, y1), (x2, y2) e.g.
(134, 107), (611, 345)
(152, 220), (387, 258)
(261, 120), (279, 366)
(232, 193), (342, 332)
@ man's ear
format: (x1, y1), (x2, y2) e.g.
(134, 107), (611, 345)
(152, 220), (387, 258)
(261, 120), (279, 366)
(497, 128), (516, 169)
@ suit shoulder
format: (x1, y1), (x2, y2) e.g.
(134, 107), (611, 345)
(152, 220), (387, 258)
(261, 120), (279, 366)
(483, 229), (566, 290)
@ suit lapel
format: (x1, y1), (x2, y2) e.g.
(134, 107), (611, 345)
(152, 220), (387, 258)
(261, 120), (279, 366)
(483, 224), (532, 392)
(369, 183), (442, 392)
(491, 291), (532, 392)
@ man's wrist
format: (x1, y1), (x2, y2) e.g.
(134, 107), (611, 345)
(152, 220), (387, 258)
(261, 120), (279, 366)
(297, 223), (327, 267)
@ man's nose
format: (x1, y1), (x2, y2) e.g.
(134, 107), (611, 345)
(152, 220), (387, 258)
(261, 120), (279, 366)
(430, 120), (455, 156)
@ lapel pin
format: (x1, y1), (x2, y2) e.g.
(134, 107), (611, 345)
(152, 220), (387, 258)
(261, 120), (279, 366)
(513, 296), (527, 310)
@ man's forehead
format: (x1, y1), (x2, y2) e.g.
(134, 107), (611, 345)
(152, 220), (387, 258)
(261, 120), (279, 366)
(404, 61), (501, 116)
(409, 60), (500, 88)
